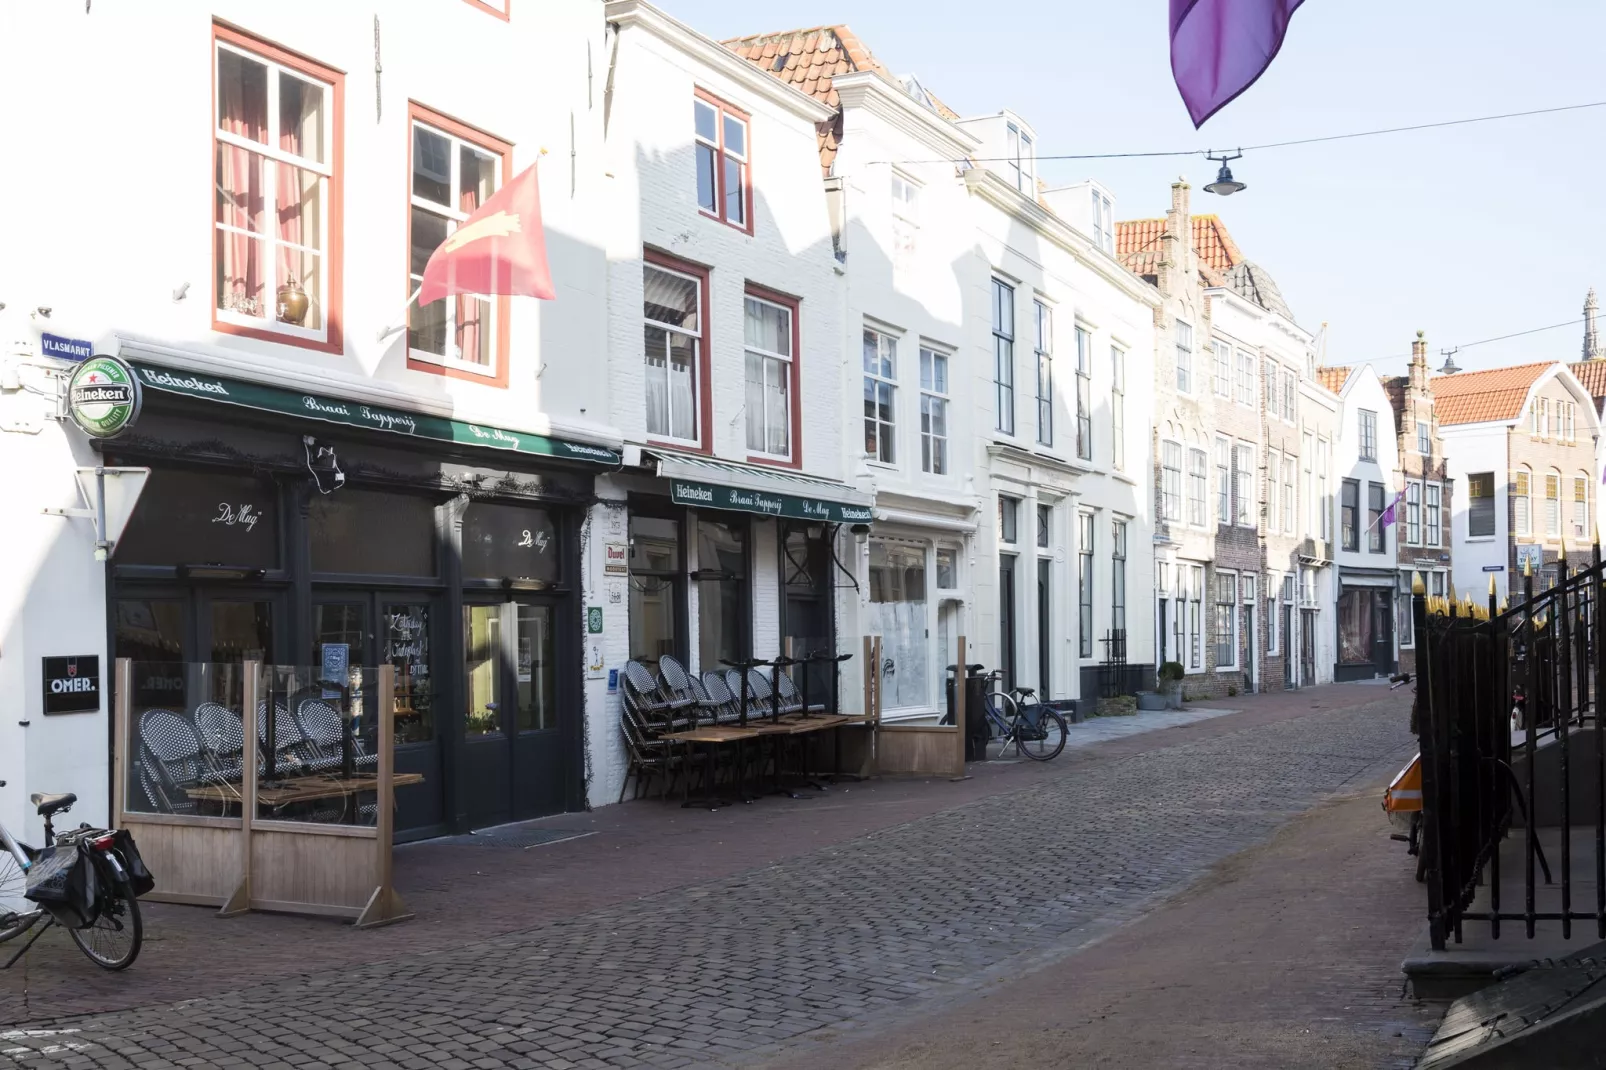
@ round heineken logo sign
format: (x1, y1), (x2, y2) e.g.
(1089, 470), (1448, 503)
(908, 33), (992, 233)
(67, 355), (142, 439)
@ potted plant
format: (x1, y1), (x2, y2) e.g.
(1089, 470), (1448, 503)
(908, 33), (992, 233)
(1157, 661), (1186, 709)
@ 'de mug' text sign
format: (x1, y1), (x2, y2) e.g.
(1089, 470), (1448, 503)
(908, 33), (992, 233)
(42, 655), (101, 715)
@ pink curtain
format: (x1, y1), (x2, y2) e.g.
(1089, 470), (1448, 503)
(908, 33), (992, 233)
(454, 182), (484, 364)
(216, 57), (266, 317)
(276, 79), (318, 327)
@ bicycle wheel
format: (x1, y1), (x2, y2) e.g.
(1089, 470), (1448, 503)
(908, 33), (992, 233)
(0, 848), (38, 944)
(1017, 706), (1067, 761)
(68, 885), (142, 970)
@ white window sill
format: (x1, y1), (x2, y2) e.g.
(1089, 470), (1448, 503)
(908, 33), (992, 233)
(408, 350), (499, 379)
(864, 459), (899, 472)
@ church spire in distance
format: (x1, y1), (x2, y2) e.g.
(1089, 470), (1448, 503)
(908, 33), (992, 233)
(1585, 287), (1602, 360)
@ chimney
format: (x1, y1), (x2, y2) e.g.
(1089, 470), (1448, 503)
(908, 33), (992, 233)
(1585, 288), (1602, 360)
(1158, 178), (1192, 297)
(1408, 330), (1428, 391)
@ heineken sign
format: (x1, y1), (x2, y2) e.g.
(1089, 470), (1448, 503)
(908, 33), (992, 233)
(670, 479), (873, 524)
(66, 356), (142, 439)
(129, 362), (620, 466)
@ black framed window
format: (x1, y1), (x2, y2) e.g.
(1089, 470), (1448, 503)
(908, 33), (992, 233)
(462, 502), (559, 583)
(310, 490), (438, 576)
(696, 518), (748, 671)
(1367, 482), (1385, 553)
(1341, 479), (1359, 552)
(116, 468), (280, 570)
(629, 511), (683, 665)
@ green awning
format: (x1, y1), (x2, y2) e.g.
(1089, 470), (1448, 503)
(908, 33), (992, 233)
(130, 362), (620, 466)
(652, 451), (873, 524)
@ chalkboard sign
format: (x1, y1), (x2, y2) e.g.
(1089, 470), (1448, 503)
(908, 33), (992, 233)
(116, 469), (279, 569)
(462, 503), (559, 583)
(42, 655), (100, 715)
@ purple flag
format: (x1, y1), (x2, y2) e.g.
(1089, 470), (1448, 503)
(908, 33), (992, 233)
(1379, 489), (1406, 529)
(1170, 0), (1306, 128)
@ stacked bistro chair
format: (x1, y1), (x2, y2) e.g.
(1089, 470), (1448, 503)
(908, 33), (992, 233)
(295, 696), (379, 774)
(134, 709), (212, 815)
(256, 698), (343, 776)
(776, 669), (827, 716)
(618, 659), (699, 801)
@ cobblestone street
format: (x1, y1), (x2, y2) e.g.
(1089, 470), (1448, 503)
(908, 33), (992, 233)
(1, 686), (1432, 1069)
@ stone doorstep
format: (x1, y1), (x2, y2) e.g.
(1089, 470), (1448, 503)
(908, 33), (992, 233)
(1403, 827), (1606, 1000)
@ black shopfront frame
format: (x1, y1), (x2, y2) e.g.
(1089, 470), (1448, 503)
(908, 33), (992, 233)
(102, 397), (597, 840)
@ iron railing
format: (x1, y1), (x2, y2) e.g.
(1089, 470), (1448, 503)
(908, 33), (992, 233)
(1418, 550), (1604, 949)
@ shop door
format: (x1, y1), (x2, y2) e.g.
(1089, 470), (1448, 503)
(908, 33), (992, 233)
(998, 556), (1017, 690)
(1037, 560), (1052, 698)
(311, 592), (443, 833)
(1282, 605), (1294, 688)
(781, 525), (834, 703)
(1370, 589), (1395, 678)
(462, 597), (565, 829)
(1300, 611), (1316, 686)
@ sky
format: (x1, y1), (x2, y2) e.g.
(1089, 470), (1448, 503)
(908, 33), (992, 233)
(657, 0), (1606, 376)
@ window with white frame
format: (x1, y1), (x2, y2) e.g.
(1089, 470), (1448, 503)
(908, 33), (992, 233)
(1111, 347), (1126, 471)
(919, 347), (949, 475)
(1546, 471), (1561, 536)
(642, 263), (701, 442)
(1397, 574), (1414, 648)
(1213, 340), (1231, 397)
(890, 171), (919, 262)
(863, 328), (897, 463)
(1317, 437), (1332, 541)
(743, 294), (793, 458)
(1111, 518), (1127, 643)
(1175, 320), (1193, 393)
(999, 496), (1020, 544)
(1430, 571), (1446, 598)
(1282, 368), (1297, 422)
(1184, 563), (1205, 671)
(1215, 436), (1230, 524)
(1266, 574), (1280, 655)
(1563, 401), (1577, 442)
(1006, 121), (1035, 193)
(1263, 358), (1278, 410)
(216, 34), (338, 343)
(1075, 324), (1093, 460)
(1426, 482), (1442, 546)
(1359, 409), (1378, 460)
(1405, 481), (1421, 545)
(1236, 350), (1255, 407)
(410, 116), (506, 373)
(1265, 449), (1279, 532)
(694, 95), (748, 228)
(1214, 571), (1238, 669)
(1161, 440), (1183, 521)
(1036, 302), (1055, 448)
(993, 279), (1016, 434)
(1234, 443), (1254, 526)
(1302, 431), (1314, 533)
(1187, 447), (1207, 527)
(1282, 454), (1296, 534)
(1417, 420), (1431, 455)
(1090, 190), (1114, 254)
(1536, 398), (1552, 437)
(1467, 472), (1495, 537)
(1514, 468), (1532, 537)
(1576, 474), (1590, 539)
(1037, 503), (1051, 548)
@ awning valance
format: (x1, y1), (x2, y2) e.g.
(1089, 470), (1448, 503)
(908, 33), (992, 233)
(650, 451), (873, 524)
(130, 362), (621, 466)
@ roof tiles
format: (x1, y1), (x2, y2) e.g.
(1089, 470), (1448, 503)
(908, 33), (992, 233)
(1114, 216), (1239, 288)
(1569, 360), (1606, 399)
(1430, 362), (1554, 426)
(1316, 366), (1353, 394)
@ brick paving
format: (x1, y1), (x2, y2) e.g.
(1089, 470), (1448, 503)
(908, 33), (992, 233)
(0, 685), (1424, 1069)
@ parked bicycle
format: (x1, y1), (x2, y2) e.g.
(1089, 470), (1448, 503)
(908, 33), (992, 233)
(941, 669), (1068, 761)
(0, 780), (149, 970)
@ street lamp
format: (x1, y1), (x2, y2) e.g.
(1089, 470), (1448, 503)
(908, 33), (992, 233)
(1204, 151), (1246, 196)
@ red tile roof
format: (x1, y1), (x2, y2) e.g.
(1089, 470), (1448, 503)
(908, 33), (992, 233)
(723, 25), (958, 174)
(1431, 362), (1553, 426)
(1316, 366), (1353, 394)
(1114, 216), (1239, 287)
(1569, 360), (1606, 400)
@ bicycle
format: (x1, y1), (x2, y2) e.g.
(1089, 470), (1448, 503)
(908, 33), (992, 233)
(942, 669), (1068, 761)
(0, 781), (145, 970)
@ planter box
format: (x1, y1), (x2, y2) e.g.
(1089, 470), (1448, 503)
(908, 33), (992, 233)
(1135, 691), (1168, 711)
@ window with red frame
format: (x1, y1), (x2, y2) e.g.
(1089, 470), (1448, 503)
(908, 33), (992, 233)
(694, 95), (748, 228)
(213, 29), (339, 346)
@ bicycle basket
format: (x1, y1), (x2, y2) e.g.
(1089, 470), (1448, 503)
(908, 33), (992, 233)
(1017, 704), (1046, 741)
(24, 843), (101, 929)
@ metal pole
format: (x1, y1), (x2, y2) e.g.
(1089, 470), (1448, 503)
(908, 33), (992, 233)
(1415, 577), (1446, 951)
(1559, 554), (1573, 939)
(1595, 541), (1605, 938)
(1524, 559), (1537, 938)
(1489, 576), (1501, 940)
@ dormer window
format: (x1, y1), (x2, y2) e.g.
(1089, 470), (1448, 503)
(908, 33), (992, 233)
(1006, 121), (1034, 194)
(1090, 190), (1114, 254)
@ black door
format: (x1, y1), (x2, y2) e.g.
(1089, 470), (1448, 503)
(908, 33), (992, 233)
(310, 592), (443, 833)
(1282, 605), (1294, 688)
(999, 555), (1017, 689)
(1371, 589), (1395, 678)
(1301, 610), (1316, 687)
(462, 596), (565, 829)
(781, 524), (834, 702)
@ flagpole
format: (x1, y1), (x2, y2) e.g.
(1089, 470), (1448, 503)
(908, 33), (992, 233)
(376, 286), (423, 342)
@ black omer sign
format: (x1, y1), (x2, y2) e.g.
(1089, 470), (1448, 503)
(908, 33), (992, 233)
(43, 656), (101, 715)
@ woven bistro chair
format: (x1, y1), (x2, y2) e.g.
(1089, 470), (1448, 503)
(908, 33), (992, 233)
(255, 699), (341, 776)
(745, 667), (802, 718)
(723, 670), (770, 722)
(701, 671), (746, 725)
(656, 655), (701, 708)
(192, 702), (259, 785)
(295, 697), (379, 773)
(618, 683), (687, 800)
(776, 670), (826, 715)
(622, 660), (695, 733)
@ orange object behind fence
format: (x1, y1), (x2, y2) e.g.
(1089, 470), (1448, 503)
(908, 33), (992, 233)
(1383, 754), (1422, 814)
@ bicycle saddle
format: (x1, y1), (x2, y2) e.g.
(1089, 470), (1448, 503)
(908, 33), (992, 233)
(30, 792), (76, 817)
(1015, 687), (1036, 698)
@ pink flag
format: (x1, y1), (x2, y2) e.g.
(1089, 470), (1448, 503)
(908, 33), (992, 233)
(1170, 0), (1306, 128)
(417, 162), (555, 306)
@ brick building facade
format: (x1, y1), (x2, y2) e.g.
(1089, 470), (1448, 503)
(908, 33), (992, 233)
(1386, 332), (1451, 675)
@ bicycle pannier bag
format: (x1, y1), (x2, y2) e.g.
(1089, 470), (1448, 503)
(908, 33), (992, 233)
(23, 843), (101, 929)
(110, 829), (155, 897)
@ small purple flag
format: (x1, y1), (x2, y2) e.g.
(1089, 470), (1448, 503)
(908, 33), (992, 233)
(1170, 0), (1306, 128)
(1379, 488), (1406, 529)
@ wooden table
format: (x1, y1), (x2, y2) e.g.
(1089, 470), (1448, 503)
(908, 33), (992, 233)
(187, 773), (424, 807)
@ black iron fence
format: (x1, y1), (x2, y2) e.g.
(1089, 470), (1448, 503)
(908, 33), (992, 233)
(1417, 551), (1604, 950)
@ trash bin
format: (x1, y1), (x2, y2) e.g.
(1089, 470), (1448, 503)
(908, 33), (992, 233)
(947, 663), (990, 762)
